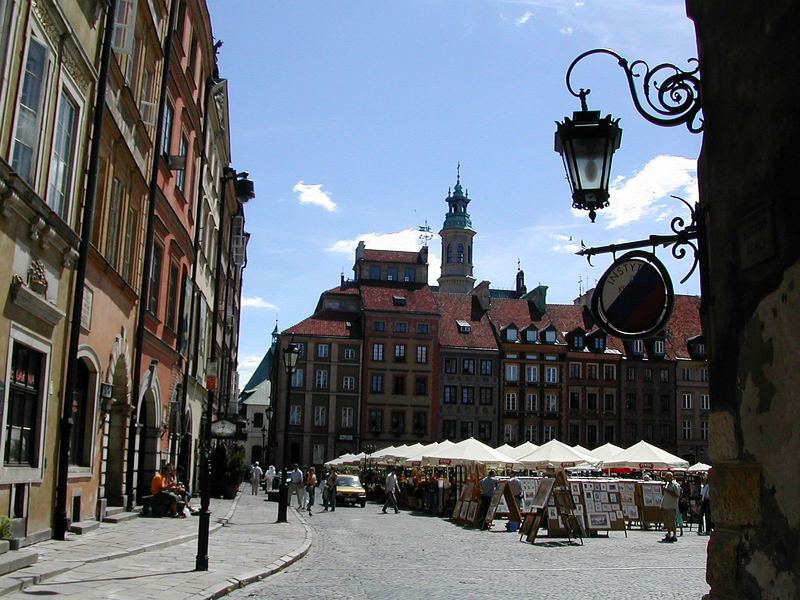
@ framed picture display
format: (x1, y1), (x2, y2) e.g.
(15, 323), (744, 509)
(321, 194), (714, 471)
(588, 512), (611, 530)
(609, 492), (619, 503)
(460, 500), (471, 520)
(570, 482), (580, 495)
(452, 500), (463, 520)
(597, 491), (609, 504)
(466, 501), (478, 523)
(599, 483), (608, 491)
(547, 507), (558, 519)
(607, 482), (619, 492)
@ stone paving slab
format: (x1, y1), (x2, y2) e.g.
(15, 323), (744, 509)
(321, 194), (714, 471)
(0, 493), (310, 599)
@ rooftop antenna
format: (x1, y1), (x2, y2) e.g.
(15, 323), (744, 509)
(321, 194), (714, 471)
(578, 276), (584, 297)
(418, 220), (433, 246)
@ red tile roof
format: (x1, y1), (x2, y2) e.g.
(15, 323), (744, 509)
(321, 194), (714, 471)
(284, 310), (361, 338)
(360, 284), (438, 314)
(666, 295), (703, 359)
(435, 293), (497, 349)
(362, 249), (421, 264)
(322, 283), (361, 296)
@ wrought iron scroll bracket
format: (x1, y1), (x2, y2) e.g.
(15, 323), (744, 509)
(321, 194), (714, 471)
(576, 196), (700, 284)
(565, 48), (703, 133)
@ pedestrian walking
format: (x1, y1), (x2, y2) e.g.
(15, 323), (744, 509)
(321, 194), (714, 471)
(265, 465), (277, 495)
(324, 467), (338, 511)
(660, 471), (681, 542)
(305, 467), (317, 516)
(250, 462), (263, 496)
(699, 474), (712, 535)
(287, 464), (305, 509)
(382, 468), (401, 514)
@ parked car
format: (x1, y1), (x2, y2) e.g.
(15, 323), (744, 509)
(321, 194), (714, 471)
(335, 474), (367, 507)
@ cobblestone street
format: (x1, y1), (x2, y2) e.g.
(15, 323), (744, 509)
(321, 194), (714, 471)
(229, 502), (710, 600)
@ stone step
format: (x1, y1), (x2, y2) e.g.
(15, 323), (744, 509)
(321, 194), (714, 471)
(0, 548), (37, 577)
(104, 506), (126, 518)
(69, 520), (100, 535)
(0, 541), (8, 556)
(102, 511), (138, 524)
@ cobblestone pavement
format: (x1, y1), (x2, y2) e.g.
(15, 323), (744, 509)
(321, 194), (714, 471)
(229, 503), (710, 600)
(3, 494), (308, 599)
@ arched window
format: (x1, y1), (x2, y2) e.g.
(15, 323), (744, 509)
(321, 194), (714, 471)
(70, 360), (93, 467)
(467, 245), (472, 264)
(446, 244), (453, 263)
(457, 243), (464, 263)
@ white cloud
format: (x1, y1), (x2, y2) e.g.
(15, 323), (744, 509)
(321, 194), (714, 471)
(516, 10), (534, 25)
(549, 233), (580, 254)
(237, 354), (264, 386)
(242, 296), (278, 310)
(293, 181), (337, 212)
(559, 26), (573, 34)
(596, 155), (697, 229)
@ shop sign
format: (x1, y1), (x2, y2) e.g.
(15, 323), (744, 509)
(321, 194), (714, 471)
(639, 463), (654, 469)
(206, 376), (216, 391)
(338, 434), (354, 441)
(412, 461), (421, 467)
(591, 251), (675, 339)
(210, 419), (237, 439)
(438, 458), (452, 465)
(560, 461), (576, 467)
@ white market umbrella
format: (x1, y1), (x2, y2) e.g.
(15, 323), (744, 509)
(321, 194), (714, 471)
(687, 462), (712, 473)
(591, 442), (624, 462)
(495, 443), (517, 456)
(517, 439), (600, 469)
(325, 453), (356, 466)
(573, 444), (592, 454)
(392, 443), (427, 460)
(504, 441), (540, 460)
(401, 442), (440, 466)
(421, 437), (519, 468)
(603, 440), (689, 470)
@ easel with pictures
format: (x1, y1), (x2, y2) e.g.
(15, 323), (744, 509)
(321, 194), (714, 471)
(482, 481), (522, 530)
(549, 470), (584, 545)
(520, 477), (555, 544)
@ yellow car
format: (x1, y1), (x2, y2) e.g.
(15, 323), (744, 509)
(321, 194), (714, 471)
(335, 474), (367, 507)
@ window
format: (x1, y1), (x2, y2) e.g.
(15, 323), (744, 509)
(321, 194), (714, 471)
(626, 423), (637, 443)
(504, 424), (516, 443)
(312, 444), (324, 465)
(478, 421), (492, 442)
(404, 268), (416, 282)
(121, 205), (138, 282)
(417, 322), (429, 334)
(12, 37), (49, 184)
(643, 368), (653, 382)
(394, 322), (407, 333)
(148, 242), (163, 315)
(372, 343), (384, 361)
(391, 411), (404, 434)
(587, 363), (598, 380)
(176, 134), (188, 191)
(604, 425), (615, 444)
(660, 368), (670, 383)
(701, 420), (709, 440)
(700, 367), (709, 382)
(682, 420), (692, 440)
(444, 358), (457, 374)
(569, 391), (580, 411)
(415, 345), (427, 364)
(526, 393), (538, 412)
(569, 424), (580, 445)
(315, 369), (328, 389)
(462, 359), (475, 374)
(371, 374), (384, 393)
(603, 365), (616, 381)
(162, 100), (173, 155)
(443, 386), (457, 404)
(394, 344), (406, 362)
(504, 393), (517, 412)
(569, 363), (582, 378)
(457, 243), (465, 263)
(587, 392), (597, 412)
(460, 421), (473, 439)
(661, 395), (671, 412)
(342, 376), (355, 391)
(369, 409), (383, 433)
(412, 412), (427, 435)
(317, 343), (330, 358)
(106, 178), (124, 269)
(545, 393), (558, 413)
(48, 91), (78, 220)
(313, 406), (327, 427)
(544, 329), (556, 343)
(626, 393), (636, 411)
(572, 335), (584, 350)
(543, 425), (557, 442)
(525, 329), (537, 343)
(165, 262), (180, 331)
(525, 365), (538, 383)
(505, 363), (519, 381)
(604, 393), (615, 413)
(373, 320), (385, 332)
(414, 376), (427, 395)
(545, 366), (558, 384)
(479, 387), (493, 405)
(443, 420), (457, 440)
(341, 407), (354, 428)
(4, 343), (45, 466)
(344, 348), (356, 360)
(682, 393), (692, 409)
(461, 387), (474, 404)
(632, 339), (644, 354)
(369, 265), (381, 280)
(593, 336), (606, 351)
(480, 359), (493, 376)
(289, 405), (302, 426)
(587, 424), (598, 446)
(295, 343), (305, 357)
(701, 394), (710, 410)
(392, 375), (405, 394)
(660, 424), (671, 443)
(525, 425), (538, 444)
(653, 340), (666, 355)
(644, 393), (654, 411)
(626, 367), (636, 382)
(644, 423), (655, 441)
(446, 244), (453, 263)
(682, 368), (692, 381)
(291, 369), (304, 388)
(505, 327), (518, 342)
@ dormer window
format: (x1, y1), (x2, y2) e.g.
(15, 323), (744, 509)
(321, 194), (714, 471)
(369, 265), (380, 280)
(456, 319), (472, 334)
(387, 267), (398, 281)
(592, 335), (606, 351)
(632, 339), (644, 355)
(543, 328), (556, 343)
(505, 327), (518, 342)
(653, 340), (666, 355)
(525, 328), (537, 343)
(573, 335), (584, 350)
(392, 296), (406, 306)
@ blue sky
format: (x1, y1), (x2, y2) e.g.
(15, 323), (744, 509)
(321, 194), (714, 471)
(206, 0), (702, 386)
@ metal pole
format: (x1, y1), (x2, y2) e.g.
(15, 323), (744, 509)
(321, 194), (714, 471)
(53, 0), (117, 540)
(277, 359), (292, 523)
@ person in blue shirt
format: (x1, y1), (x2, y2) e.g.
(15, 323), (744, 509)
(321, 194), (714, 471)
(478, 470), (497, 528)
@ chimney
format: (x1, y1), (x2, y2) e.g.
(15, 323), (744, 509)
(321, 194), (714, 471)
(529, 284), (548, 314)
(472, 280), (491, 311)
(516, 269), (527, 296)
(355, 240), (366, 261)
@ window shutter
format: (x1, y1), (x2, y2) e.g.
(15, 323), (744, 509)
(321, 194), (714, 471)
(112, 0), (137, 55)
(231, 215), (245, 266)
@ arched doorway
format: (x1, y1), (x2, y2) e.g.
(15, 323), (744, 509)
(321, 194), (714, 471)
(178, 409), (193, 490)
(105, 356), (129, 506)
(136, 389), (160, 503)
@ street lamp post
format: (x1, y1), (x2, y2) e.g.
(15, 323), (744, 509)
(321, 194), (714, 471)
(277, 343), (300, 523)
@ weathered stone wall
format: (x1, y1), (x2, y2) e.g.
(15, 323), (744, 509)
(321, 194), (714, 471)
(687, 2), (800, 598)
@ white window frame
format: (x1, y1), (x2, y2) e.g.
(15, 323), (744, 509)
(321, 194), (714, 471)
(653, 340), (665, 354)
(112, 0), (138, 55)
(416, 345), (427, 364)
(700, 420), (708, 441)
(344, 348), (356, 360)
(47, 80), (83, 223)
(290, 368), (304, 388)
(342, 376), (355, 391)
(526, 365), (538, 383)
(682, 393), (692, 409)
(394, 344), (406, 361)
(504, 392), (517, 412)
(545, 366), (559, 384)
(505, 363), (519, 381)
(545, 393), (558, 413)
(313, 405), (327, 427)
(289, 405), (302, 426)
(525, 425), (538, 443)
(315, 369), (328, 389)
(526, 393), (537, 412)
(503, 424), (516, 443)
(372, 343), (384, 361)
(341, 406), (353, 428)
(317, 343), (329, 358)
(701, 394), (710, 410)
(682, 420), (692, 440)
(543, 425), (557, 442)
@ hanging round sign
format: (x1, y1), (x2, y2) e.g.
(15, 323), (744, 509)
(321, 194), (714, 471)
(591, 251), (675, 339)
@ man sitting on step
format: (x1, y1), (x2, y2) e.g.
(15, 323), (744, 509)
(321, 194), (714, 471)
(151, 464), (181, 518)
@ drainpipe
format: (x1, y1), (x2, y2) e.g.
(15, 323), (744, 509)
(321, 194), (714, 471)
(125, 0), (179, 512)
(53, 0), (117, 541)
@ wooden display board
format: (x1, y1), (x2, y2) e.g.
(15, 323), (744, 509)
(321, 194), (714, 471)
(636, 481), (665, 528)
(483, 481), (522, 529)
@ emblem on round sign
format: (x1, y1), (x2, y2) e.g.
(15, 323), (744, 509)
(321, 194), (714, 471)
(591, 251), (675, 339)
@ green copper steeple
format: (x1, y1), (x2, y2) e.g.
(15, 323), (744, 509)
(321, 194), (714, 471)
(442, 162), (472, 230)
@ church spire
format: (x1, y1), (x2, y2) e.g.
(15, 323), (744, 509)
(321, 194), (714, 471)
(438, 165), (476, 294)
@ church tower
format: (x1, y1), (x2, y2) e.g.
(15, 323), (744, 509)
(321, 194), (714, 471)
(437, 165), (476, 293)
